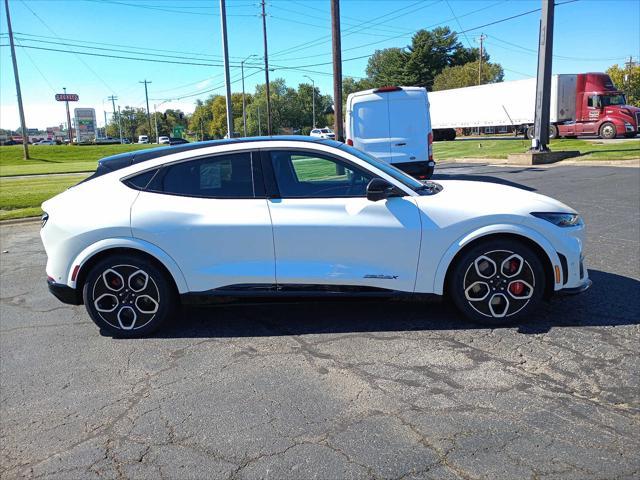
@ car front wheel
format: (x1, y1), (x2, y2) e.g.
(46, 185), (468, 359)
(82, 254), (176, 337)
(449, 239), (546, 325)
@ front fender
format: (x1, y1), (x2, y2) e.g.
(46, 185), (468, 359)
(430, 224), (561, 295)
(68, 237), (190, 293)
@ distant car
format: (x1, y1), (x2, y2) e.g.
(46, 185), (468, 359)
(169, 137), (189, 145)
(0, 139), (19, 146)
(158, 136), (170, 145)
(121, 139), (131, 144)
(310, 128), (335, 139)
(36, 140), (57, 145)
(138, 135), (149, 144)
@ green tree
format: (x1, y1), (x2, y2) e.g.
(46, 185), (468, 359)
(607, 63), (640, 107)
(405, 27), (480, 88)
(106, 106), (147, 141)
(433, 60), (504, 91)
(365, 48), (411, 87)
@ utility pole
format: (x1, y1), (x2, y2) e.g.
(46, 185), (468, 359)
(219, 0), (234, 138)
(63, 87), (73, 143)
(139, 80), (152, 141)
(260, 0), (272, 135)
(153, 104), (159, 143)
(5, 0), (29, 159)
(331, 0), (344, 142)
(477, 33), (486, 85)
(117, 106), (123, 144)
(241, 54), (256, 137)
(304, 75), (316, 129)
(531, 0), (554, 152)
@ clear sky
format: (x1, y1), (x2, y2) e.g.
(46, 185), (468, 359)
(1, 0), (638, 130)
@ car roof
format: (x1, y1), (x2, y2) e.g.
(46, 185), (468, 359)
(95, 136), (342, 174)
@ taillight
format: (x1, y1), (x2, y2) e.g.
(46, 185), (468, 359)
(346, 139), (353, 146)
(428, 132), (433, 161)
(373, 86), (402, 93)
(428, 132), (433, 145)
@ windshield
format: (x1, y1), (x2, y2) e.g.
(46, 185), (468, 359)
(601, 94), (626, 106)
(338, 144), (426, 192)
(320, 129), (332, 133)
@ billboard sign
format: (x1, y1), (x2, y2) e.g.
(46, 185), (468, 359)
(55, 93), (79, 102)
(74, 108), (97, 142)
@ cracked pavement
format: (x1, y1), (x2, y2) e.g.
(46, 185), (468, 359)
(1, 163), (639, 479)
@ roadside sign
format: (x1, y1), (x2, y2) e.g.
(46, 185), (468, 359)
(55, 93), (79, 102)
(172, 125), (185, 138)
(74, 108), (96, 142)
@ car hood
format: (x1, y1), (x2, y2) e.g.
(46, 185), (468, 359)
(414, 180), (575, 225)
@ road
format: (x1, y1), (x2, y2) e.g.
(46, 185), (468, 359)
(1, 163), (639, 479)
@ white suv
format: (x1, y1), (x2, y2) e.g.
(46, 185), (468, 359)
(310, 128), (335, 139)
(40, 137), (590, 336)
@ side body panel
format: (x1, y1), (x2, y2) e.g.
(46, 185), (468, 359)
(130, 192), (275, 292)
(267, 196), (422, 292)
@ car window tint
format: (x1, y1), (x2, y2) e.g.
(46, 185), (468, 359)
(123, 168), (159, 190)
(270, 151), (373, 198)
(156, 152), (255, 198)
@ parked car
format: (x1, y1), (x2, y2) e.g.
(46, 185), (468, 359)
(345, 86), (435, 179)
(158, 136), (170, 145)
(169, 137), (189, 145)
(36, 139), (57, 145)
(40, 137), (590, 337)
(138, 135), (149, 144)
(310, 128), (335, 139)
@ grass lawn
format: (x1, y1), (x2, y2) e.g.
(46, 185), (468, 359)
(0, 174), (88, 220)
(0, 144), (156, 177)
(434, 138), (640, 161)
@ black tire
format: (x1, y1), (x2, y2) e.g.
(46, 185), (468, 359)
(82, 253), (177, 337)
(624, 132), (637, 139)
(549, 125), (558, 139)
(448, 239), (546, 326)
(599, 122), (617, 139)
(525, 125), (535, 139)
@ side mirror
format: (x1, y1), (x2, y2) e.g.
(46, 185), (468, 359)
(366, 178), (395, 202)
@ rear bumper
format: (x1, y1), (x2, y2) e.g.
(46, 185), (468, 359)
(47, 278), (81, 305)
(558, 278), (592, 295)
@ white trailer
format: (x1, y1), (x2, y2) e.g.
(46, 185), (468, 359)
(429, 75), (577, 140)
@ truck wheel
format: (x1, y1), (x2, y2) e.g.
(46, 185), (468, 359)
(446, 129), (457, 141)
(525, 125), (535, 139)
(549, 125), (558, 139)
(599, 122), (617, 139)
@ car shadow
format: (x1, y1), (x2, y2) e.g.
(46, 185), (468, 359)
(137, 269), (639, 340)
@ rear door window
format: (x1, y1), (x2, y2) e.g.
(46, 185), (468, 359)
(150, 152), (262, 198)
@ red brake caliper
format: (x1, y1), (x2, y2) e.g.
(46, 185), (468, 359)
(509, 281), (525, 296)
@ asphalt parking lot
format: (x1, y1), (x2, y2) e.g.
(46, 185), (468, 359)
(1, 163), (639, 479)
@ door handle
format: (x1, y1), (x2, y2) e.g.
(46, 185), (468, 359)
(394, 142), (406, 146)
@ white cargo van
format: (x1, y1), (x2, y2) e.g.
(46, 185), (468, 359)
(345, 86), (434, 179)
(137, 135), (149, 144)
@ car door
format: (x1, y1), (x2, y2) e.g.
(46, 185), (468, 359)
(263, 149), (422, 293)
(130, 151), (275, 293)
(388, 89), (429, 165)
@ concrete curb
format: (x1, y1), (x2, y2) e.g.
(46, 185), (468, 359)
(0, 217), (41, 226)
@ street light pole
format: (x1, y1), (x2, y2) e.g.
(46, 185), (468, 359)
(304, 75), (316, 129)
(241, 54), (256, 137)
(153, 104), (159, 143)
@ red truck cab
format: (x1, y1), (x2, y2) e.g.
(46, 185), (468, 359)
(559, 73), (639, 139)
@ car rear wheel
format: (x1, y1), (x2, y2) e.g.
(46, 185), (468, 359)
(448, 239), (546, 326)
(82, 254), (176, 337)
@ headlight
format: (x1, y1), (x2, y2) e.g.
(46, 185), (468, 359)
(531, 212), (582, 227)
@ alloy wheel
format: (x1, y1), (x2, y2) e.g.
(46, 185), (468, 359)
(91, 264), (160, 331)
(462, 250), (535, 318)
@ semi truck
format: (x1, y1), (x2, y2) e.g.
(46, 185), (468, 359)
(429, 72), (640, 141)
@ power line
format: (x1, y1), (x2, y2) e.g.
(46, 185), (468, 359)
(82, 0), (255, 16)
(445, 0), (473, 48)
(17, 0), (116, 93)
